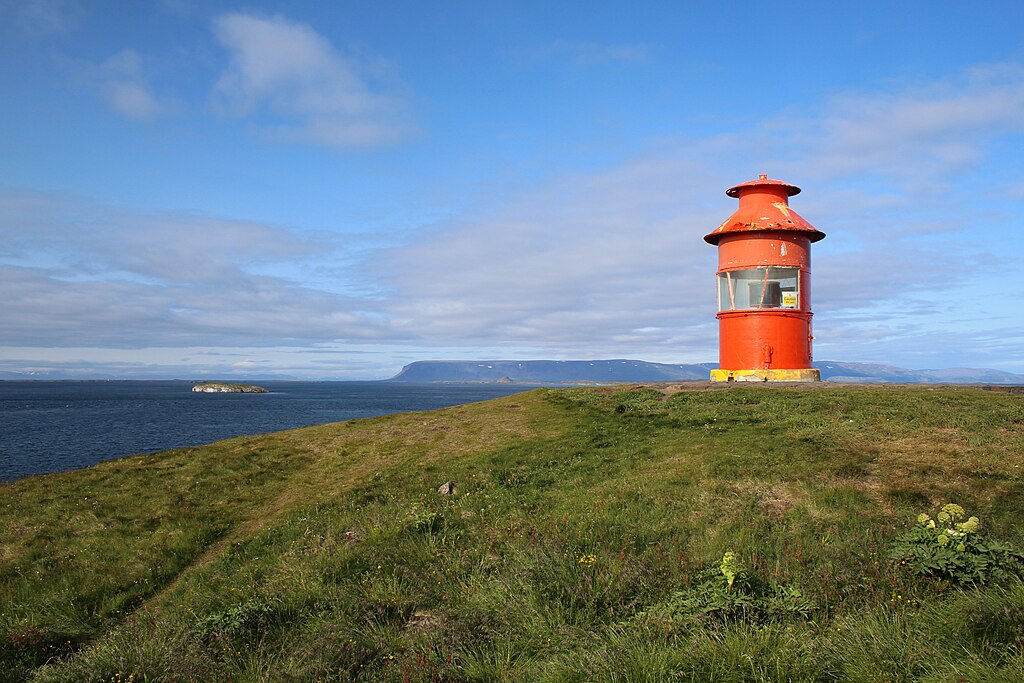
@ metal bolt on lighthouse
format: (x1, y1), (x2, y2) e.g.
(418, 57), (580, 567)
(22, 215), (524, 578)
(705, 174), (825, 382)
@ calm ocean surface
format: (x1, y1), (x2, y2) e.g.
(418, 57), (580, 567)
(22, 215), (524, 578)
(0, 381), (533, 482)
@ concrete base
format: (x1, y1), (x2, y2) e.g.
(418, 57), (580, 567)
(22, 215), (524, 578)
(710, 368), (821, 382)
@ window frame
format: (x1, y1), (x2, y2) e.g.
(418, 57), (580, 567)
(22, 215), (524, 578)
(717, 266), (801, 312)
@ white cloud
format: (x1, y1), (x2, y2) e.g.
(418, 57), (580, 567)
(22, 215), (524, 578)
(211, 12), (412, 147)
(0, 342), (427, 380)
(372, 66), (1024, 365)
(92, 50), (172, 119)
(0, 189), (395, 347)
(375, 152), (726, 356)
(768, 66), (1024, 188)
(1007, 179), (1024, 200)
(1, 0), (80, 37)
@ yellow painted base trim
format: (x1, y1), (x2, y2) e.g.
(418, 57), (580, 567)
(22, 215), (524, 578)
(710, 368), (821, 382)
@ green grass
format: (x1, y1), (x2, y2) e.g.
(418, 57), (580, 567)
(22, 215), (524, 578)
(2, 384), (1024, 681)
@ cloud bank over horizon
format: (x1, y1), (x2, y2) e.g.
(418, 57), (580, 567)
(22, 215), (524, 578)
(1, 2), (1022, 379)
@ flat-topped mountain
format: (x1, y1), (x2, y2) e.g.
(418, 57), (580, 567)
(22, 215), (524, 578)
(388, 359), (1024, 385)
(388, 359), (714, 384)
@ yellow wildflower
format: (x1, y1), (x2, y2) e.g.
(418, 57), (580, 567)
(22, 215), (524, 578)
(941, 503), (966, 522)
(958, 516), (980, 534)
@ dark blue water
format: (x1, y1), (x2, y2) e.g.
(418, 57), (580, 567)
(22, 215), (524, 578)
(0, 381), (532, 482)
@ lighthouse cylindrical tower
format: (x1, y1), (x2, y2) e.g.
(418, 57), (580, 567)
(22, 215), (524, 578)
(705, 174), (825, 382)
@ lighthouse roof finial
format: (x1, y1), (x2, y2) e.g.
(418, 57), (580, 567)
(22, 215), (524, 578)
(725, 174), (801, 198)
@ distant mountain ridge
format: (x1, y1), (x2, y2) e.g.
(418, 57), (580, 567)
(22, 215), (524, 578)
(388, 359), (1024, 385)
(388, 359), (715, 384)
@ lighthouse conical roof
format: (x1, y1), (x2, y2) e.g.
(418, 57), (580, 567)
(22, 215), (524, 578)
(726, 176), (800, 198)
(704, 174), (825, 245)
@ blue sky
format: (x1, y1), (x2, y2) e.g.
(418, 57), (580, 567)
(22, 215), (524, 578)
(1, 0), (1023, 379)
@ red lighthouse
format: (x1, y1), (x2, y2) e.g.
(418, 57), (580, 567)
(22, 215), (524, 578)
(705, 174), (825, 382)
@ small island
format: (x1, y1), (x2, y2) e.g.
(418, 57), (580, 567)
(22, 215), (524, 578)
(191, 382), (268, 393)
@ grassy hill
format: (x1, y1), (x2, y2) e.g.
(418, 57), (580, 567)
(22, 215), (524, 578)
(2, 384), (1024, 682)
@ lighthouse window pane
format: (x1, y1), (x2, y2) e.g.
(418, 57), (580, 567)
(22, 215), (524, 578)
(717, 267), (799, 311)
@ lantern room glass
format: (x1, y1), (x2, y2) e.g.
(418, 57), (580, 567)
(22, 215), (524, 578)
(718, 267), (800, 311)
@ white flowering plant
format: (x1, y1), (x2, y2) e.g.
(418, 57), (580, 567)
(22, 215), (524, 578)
(889, 503), (1024, 584)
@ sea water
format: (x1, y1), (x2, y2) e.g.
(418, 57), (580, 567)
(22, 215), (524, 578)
(0, 381), (532, 482)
